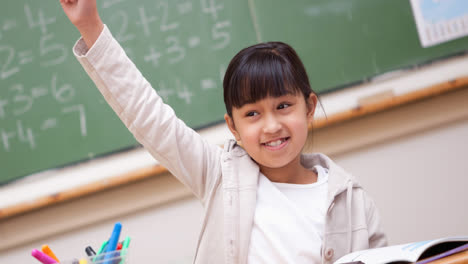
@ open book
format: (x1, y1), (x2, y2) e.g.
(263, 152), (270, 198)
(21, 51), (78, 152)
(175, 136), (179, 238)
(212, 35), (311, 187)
(334, 236), (468, 264)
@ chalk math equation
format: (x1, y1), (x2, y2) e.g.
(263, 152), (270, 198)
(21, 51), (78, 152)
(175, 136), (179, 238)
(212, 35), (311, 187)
(1, 0), (237, 153)
(1, 0), (257, 182)
(1, 3), (79, 153)
(105, 0), (232, 105)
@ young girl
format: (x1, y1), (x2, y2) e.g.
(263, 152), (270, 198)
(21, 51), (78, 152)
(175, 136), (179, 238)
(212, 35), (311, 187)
(60, 0), (387, 263)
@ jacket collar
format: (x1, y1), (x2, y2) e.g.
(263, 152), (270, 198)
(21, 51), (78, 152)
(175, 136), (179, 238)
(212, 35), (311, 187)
(301, 153), (362, 205)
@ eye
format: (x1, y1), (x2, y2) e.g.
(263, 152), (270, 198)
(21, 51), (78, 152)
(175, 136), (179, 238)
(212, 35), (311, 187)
(278, 103), (291, 110)
(246, 111), (258, 117)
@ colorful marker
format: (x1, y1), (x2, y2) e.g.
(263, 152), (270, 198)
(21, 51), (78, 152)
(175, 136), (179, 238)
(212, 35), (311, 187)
(31, 249), (58, 264)
(106, 222), (122, 252)
(41, 244), (59, 262)
(94, 240), (108, 262)
(103, 222), (122, 264)
(97, 240), (108, 255)
(121, 236), (131, 250)
(85, 246), (96, 257)
(119, 236), (131, 264)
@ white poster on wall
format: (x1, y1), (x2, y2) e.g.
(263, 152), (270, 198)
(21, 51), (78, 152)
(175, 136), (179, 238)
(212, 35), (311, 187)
(410, 0), (468, 47)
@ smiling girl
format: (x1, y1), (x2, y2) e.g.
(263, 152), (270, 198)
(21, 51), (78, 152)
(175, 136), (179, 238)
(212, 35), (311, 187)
(60, 0), (387, 263)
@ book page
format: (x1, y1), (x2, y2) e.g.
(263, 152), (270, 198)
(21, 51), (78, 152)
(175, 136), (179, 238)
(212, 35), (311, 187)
(334, 237), (468, 264)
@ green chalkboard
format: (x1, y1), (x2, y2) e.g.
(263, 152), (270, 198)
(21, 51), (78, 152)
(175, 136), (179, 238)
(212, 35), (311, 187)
(0, 0), (257, 183)
(253, 0), (468, 92)
(1, 0), (468, 184)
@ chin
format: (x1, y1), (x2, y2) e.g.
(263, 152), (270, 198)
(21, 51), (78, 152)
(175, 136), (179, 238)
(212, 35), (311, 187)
(258, 159), (293, 170)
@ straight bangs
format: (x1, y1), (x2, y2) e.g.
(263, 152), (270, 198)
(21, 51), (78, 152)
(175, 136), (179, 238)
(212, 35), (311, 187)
(223, 41), (313, 116)
(228, 52), (302, 110)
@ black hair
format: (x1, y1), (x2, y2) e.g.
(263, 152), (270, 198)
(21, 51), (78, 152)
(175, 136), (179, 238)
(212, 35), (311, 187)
(223, 41), (316, 117)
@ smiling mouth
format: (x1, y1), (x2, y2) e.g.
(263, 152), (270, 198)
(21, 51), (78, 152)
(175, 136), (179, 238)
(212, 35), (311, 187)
(262, 137), (290, 148)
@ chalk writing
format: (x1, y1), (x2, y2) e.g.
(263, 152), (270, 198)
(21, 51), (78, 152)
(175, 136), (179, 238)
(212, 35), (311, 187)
(16, 120), (36, 149)
(2, 19), (17, 31)
(178, 2), (193, 15)
(212, 21), (231, 50)
(111, 11), (135, 43)
(51, 74), (75, 103)
(31, 86), (48, 99)
(175, 79), (193, 104)
(39, 33), (67, 67)
(2, 0), (239, 179)
(158, 1), (179, 32)
(63, 104), (87, 137)
(18, 50), (34, 65)
(24, 4), (55, 34)
(144, 46), (162, 66)
(157, 81), (175, 102)
(0, 98), (8, 119)
(10, 84), (33, 116)
(188, 36), (201, 48)
(0, 46), (20, 79)
(166, 36), (185, 64)
(41, 118), (57, 131)
(137, 6), (157, 37)
(102, 0), (125, 9)
(201, 0), (224, 20)
(0, 120), (35, 152)
(201, 78), (216, 90)
(1, 129), (15, 152)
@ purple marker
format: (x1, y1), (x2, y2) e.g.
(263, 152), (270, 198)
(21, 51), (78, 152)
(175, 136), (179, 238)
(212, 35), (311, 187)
(31, 249), (58, 264)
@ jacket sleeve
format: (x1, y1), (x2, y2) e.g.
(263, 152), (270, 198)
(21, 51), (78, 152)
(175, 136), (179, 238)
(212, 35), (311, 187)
(365, 193), (388, 248)
(73, 25), (222, 203)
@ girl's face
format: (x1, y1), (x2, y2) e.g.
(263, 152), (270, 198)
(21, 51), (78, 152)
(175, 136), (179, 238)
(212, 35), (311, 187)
(225, 93), (317, 171)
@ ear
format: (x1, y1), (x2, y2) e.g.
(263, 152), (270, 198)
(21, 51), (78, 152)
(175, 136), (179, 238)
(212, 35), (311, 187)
(224, 113), (241, 141)
(306, 93), (318, 123)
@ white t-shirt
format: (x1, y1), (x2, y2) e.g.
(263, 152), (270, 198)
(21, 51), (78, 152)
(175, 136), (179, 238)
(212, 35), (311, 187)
(247, 165), (329, 264)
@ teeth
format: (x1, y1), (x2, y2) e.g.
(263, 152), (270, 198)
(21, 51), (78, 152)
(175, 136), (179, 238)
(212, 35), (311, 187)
(265, 139), (283, 147)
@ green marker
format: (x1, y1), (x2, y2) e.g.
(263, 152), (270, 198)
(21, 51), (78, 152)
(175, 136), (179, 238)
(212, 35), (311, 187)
(119, 236), (131, 264)
(94, 240), (108, 262)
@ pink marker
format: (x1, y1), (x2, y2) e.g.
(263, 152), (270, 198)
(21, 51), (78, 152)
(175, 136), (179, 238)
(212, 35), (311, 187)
(31, 249), (58, 264)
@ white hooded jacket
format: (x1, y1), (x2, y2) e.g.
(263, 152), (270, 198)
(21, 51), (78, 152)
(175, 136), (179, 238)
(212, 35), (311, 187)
(73, 25), (387, 264)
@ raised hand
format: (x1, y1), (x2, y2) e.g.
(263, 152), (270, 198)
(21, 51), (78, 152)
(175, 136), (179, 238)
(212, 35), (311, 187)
(59, 0), (104, 48)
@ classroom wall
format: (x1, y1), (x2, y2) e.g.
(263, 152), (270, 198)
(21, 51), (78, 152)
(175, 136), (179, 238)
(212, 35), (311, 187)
(1, 86), (467, 263)
(334, 118), (468, 245)
(325, 91), (468, 244)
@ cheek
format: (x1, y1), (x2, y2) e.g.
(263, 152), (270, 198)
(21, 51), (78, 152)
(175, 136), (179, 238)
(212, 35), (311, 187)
(239, 125), (259, 144)
(290, 116), (310, 140)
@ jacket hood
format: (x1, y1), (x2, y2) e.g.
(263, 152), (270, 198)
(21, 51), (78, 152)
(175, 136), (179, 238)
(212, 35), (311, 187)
(301, 153), (362, 203)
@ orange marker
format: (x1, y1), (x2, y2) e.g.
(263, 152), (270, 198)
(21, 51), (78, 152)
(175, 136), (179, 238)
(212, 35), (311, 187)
(41, 244), (60, 262)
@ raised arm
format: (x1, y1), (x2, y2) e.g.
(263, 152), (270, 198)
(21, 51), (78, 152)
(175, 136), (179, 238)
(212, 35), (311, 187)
(60, 0), (103, 49)
(59, 0), (223, 203)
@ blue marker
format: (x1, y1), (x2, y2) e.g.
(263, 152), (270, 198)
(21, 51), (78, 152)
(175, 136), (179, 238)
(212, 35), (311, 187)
(103, 222), (122, 264)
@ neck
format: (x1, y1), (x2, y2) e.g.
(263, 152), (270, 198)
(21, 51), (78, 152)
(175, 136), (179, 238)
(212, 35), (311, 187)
(260, 155), (317, 184)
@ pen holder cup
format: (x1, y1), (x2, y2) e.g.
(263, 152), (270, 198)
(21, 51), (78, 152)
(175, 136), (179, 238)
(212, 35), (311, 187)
(61, 249), (129, 264)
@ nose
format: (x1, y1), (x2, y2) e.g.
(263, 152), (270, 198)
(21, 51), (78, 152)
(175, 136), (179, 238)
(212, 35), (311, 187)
(262, 113), (282, 134)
